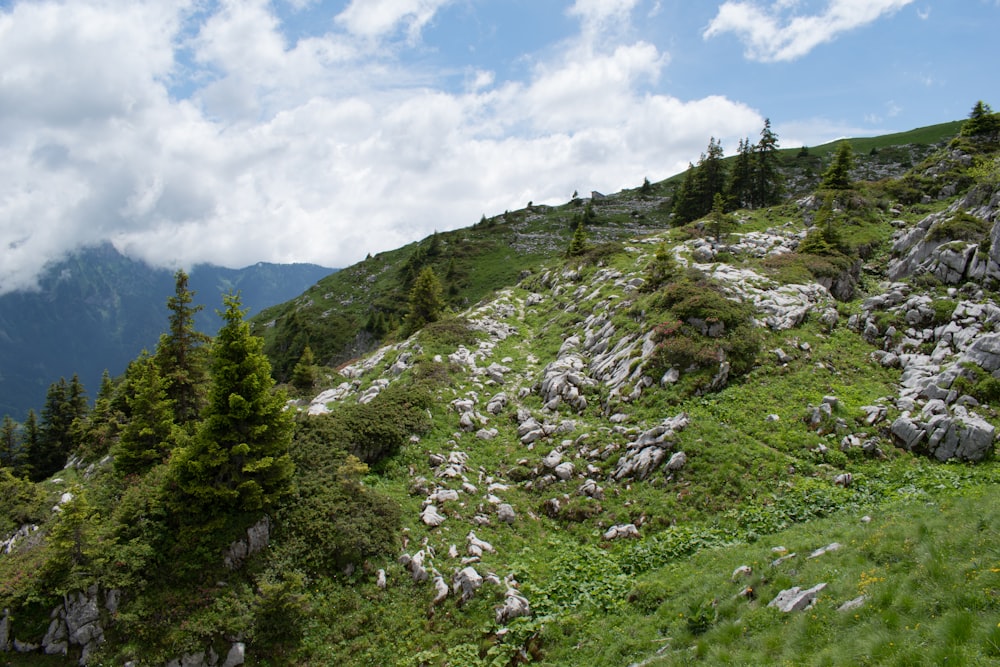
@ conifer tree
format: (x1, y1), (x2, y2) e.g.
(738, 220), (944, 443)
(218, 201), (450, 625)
(962, 100), (1000, 137)
(821, 141), (854, 190)
(21, 410), (39, 479)
(155, 270), (210, 428)
(708, 193), (735, 244)
(404, 267), (444, 334)
(1, 415), (18, 468)
(78, 370), (123, 460)
(31, 377), (87, 481)
(672, 138), (728, 223)
(727, 138), (754, 209)
(752, 118), (782, 207)
(170, 293), (294, 516)
(567, 220), (589, 257)
(113, 356), (177, 477)
(291, 345), (319, 392)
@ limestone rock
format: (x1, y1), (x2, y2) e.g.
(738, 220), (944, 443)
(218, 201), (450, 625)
(768, 583), (827, 612)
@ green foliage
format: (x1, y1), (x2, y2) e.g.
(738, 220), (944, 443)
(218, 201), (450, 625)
(953, 362), (1000, 405)
(927, 211), (992, 242)
(673, 137), (727, 223)
(290, 344), (319, 392)
(643, 242), (679, 291)
(404, 266), (445, 335)
(154, 270), (210, 427)
(170, 293), (294, 518)
(0, 467), (47, 536)
(961, 100), (1000, 137)
(29, 375), (88, 481)
(707, 193), (735, 243)
(113, 355), (179, 477)
(821, 141), (854, 190)
(566, 220), (589, 256)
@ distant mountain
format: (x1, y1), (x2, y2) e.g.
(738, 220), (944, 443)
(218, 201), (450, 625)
(0, 243), (334, 419)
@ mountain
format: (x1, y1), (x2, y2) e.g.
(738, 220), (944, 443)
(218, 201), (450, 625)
(3, 116), (1000, 666)
(0, 244), (334, 419)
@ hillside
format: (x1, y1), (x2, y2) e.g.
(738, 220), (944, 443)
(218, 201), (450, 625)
(0, 245), (334, 419)
(3, 116), (1000, 666)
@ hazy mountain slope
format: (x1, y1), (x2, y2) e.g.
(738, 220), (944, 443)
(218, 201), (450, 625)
(0, 244), (334, 419)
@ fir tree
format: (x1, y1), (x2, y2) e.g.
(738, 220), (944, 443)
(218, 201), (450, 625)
(404, 267), (445, 334)
(672, 138), (728, 223)
(170, 293), (294, 517)
(155, 270), (210, 428)
(21, 410), (39, 479)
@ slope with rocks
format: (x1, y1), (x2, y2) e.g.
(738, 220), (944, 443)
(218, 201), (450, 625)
(2, 120), (1000, 666)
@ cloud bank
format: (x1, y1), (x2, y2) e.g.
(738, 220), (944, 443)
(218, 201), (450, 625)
(0, 0), (767, 294)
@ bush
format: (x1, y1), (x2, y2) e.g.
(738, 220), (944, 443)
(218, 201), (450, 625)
(927, 212), (991, 243)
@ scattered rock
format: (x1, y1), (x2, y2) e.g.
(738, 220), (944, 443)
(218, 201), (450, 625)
(768, 583), (827, 612)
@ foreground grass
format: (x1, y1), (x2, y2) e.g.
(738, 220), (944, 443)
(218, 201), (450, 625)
(537, 480), (1000, 666)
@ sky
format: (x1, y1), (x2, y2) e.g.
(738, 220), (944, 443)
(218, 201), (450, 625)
(1, 0), (998, 294)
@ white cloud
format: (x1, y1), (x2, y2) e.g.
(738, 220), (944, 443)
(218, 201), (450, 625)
(704, 0), (914, 62)
(0, 0), (766, 295)
(335, 0), (454, 41)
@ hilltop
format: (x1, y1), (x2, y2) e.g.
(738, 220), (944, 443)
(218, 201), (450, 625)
(2, 113), (1000, 666)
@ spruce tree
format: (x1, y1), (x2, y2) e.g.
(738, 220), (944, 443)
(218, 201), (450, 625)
(567, 220), (589, 257)
(727, 138), (754, 209)
(170, 293), (294, 517)
(155, 270), (210, 428)
(962, 100), (1000, 137)
(291, 345), (319, 392)
(753, 118), (782, 207)
(708, 193), (735, 244)
(404, 267), (444, 334)
(113, 356), (178, 477)
(31, 377), (87, 481)
(21, 410), (39, 479)
(821, 141), (854, 190)
(1, 415), (18, 469)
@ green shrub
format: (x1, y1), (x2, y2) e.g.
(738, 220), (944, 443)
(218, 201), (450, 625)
(928, 212), (991, 242)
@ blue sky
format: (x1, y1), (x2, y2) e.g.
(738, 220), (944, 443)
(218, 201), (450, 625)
(0, 0), (997, 293)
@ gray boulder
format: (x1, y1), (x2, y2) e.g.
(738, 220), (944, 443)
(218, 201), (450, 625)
(768, 583), (827, 612)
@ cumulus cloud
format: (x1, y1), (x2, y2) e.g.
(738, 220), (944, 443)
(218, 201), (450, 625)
(704, 0), (914, 62)
(0, 0), (764, 295)
(335, 0), (454, 41)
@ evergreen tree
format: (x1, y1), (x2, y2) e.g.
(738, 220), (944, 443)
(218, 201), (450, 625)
(671, 162), (704, 223)
(752, 118), (782, 207)
(155, 270), (210, 428)
(708, 193), (735, 244)
(31, 377), (87, 481)
(567, 220), (589, 257)
(672, 138), (728, 223)
(1, 415), (18, 469)
(962, 100), (1000, 137)
(113, 356), (178, 477)
(291, 345), (319, 392)
(727, 138), (754, 209)
(404, 267), (444, 334)
(821, 141), (854, 190)
(78, 369), (123, 460)
(22, 410), (39, 479)
(170, 293), (294, 517)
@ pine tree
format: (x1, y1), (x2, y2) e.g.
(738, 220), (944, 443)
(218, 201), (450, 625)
(113, 355), (178, 477)
(672, 138), (728, 224)
(170, 293), (294, 517)
(752, 118), (782, 207)
(21, 410), (39, 479)
(821, 141), (854, 190)
(672, 162), (703, 223)
(155, 270), (210, 428)
(404, 267), (445, 334)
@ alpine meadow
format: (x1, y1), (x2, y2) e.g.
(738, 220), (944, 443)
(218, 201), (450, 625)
(5, 104), (1000, 667)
